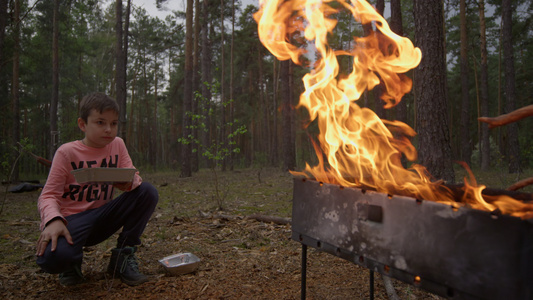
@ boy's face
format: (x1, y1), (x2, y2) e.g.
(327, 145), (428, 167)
(77, 109), (119, 148)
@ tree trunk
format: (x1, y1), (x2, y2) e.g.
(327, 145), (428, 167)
(372, 0), (385, 119)
(289, 59), (296, 170)
(115, 0), (127, 139)
(11, 0), (21, 181)
(50, 0), (59, 160)
(497, 21), (504, 159)
(259, 48), (269, 166)
(201, 0), (212, 169)
(390, 0), (406, 124)
(141, 52), (148, 157)
(229, 0), (235, 171)
(501, 0), (520, 173)
(478, 0), (490, 171)
(192, 0), (200, 172)
(271, 60), (279, 166)
(181, 0), (194, 177)
(375, 0), (384, 15)
(413, 0), (455, 183)
(122, 0), (131, 142)
(0, 0), (8, 74)
(220, 0), (226, 171)
(128, 67), (137, 148)
(152, 60), (158, 169)
(362, 21), (372, 109)
(459, 0), (471, 166)
(281, 60), (294, 171)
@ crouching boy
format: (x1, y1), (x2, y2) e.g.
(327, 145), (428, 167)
(36, 92), (158, 286)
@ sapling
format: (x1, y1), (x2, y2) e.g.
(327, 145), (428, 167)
(178, 80), (247, 210)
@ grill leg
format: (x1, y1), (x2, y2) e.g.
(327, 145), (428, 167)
(369, 270), (374, 300)
(301, 244), (307, 300)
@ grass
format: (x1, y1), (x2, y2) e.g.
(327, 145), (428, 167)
(146, 167), (294, 221)
(455, 166), (533, 193)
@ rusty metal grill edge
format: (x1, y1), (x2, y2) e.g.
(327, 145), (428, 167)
(291, 178), (533, 299)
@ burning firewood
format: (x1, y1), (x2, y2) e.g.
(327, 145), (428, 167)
(478, 104), (533, 129)
(507, 177), (533, 192)
(17, 142), (52, 168)
(478, 105), (533, 192)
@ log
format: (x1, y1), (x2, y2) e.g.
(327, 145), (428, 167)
(210, 213), (291, 225)
(210, 213), (243, 221)
(445, 184), (533, 202)
(247, 214), (291, 225)
(478, 104), (533, 128)
(507, 177), (533, 192)
(382, 275), (400, 300)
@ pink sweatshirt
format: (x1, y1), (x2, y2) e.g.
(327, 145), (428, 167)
(38, 137), (142, 230)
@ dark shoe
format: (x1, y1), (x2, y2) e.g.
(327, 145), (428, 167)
(59, 263), (85, 286)
(107, 246), (148, 286)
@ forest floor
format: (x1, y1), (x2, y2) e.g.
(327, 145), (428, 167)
(0, 167), (530, 299)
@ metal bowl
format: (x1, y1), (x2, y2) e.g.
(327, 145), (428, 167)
(159, 253), (200, 275)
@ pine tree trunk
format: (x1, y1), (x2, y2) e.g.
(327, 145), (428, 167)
(181, 0), (194, 177)
(258, 49), (267, 166)
(271, 60), (279, 166)
(281, 60), (293, 171)
(192, 0), (200, 172)
(122, 0), (131, 141)
(362, 22), (372, 109)
(375, 0), (384, 14)
(389, 0), (406, 124)
(128, 68), (137, 149)
(220, 0), (226, 171)
(152, 61), (158, 169)
(201, 0), (212, 169)
(501, 0), (520, 173)
(11, 0), (21, 181)
(229, 0), (235, 171)
(372, 0), (385, 119)
(115, 0), (127, 139)
(478, 0), (490, 171)
(413, 0), (455, 183)
(459, 0), (471, 166)
(289, 60), (296, 169)
(0, 0), (8, 75)
(50, 0), (59, 160)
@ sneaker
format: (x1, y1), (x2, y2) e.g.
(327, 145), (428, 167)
(107, 246), (148, 286)
(59, 263), (85, 286)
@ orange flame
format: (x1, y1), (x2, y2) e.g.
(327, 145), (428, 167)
(254, 0), (533, 218)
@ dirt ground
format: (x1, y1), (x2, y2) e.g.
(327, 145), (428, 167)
(0, 168), (445, 299)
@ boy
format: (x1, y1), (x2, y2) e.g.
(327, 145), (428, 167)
(36, 92), (158, 286)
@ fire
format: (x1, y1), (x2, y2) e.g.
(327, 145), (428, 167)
(254, 0), (533, 218)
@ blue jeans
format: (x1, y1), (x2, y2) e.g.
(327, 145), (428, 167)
(36, 182), (158, 274)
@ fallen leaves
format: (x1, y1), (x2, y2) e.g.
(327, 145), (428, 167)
(0, 169), (444, 299)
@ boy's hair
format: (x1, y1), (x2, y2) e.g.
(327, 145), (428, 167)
(79, 92), (119, 122)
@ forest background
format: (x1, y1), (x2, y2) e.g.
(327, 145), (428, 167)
(0, 0), (532, 185)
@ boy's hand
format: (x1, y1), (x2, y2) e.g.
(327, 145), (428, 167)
(113, 181), (132, 191)
(36, 219), (73, 256)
